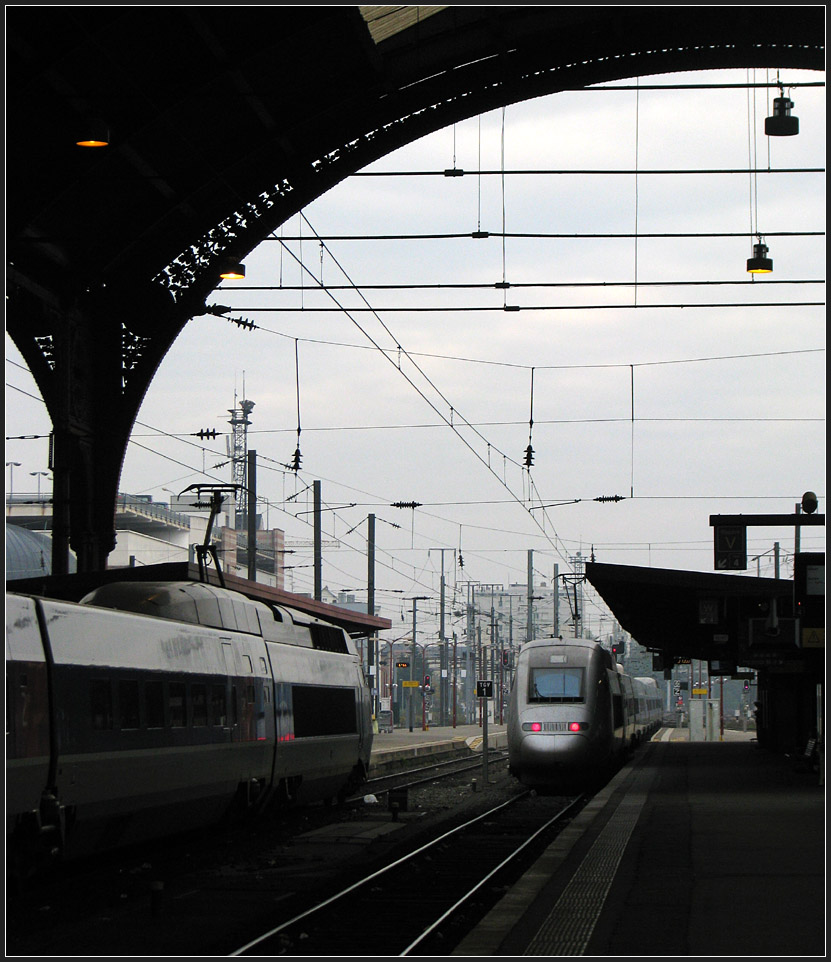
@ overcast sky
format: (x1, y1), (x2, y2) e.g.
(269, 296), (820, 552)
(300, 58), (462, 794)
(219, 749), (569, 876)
(6, 67), (825, 636)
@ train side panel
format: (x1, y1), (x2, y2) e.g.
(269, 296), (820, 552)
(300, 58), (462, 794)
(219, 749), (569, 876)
(635, 676), (662, 737)
(6, 595), (52, 855)
(258, 604), (373, 803)
(40, 599), (276, 856)
(268, 644), (370, 802)
(6, 584), (374, 871)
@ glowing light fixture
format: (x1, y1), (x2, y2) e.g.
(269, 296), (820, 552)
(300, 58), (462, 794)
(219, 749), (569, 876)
(765, 94), (799, 137)
(76, 119), (110, 147)
(218, 256), (246, 280)
(747, 239), (773, 274)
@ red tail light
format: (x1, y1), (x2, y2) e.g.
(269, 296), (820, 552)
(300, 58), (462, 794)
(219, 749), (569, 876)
(521, 721), (589, 732)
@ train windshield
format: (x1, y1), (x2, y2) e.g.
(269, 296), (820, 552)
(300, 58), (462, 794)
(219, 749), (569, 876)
(529, 667), (584, 703)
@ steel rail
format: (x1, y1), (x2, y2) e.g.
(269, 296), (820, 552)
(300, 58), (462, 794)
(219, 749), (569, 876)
(229, 789), (542, 957)
(399, 792), (586, 956)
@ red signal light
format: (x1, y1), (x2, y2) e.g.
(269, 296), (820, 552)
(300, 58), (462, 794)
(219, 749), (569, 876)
(530, 722), (542, 732)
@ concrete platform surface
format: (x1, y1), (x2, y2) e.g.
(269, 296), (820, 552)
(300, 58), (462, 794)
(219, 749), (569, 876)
(454, 731), (825, 957)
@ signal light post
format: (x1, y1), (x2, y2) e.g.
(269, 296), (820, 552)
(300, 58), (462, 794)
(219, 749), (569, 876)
(476, 679), (493, 783)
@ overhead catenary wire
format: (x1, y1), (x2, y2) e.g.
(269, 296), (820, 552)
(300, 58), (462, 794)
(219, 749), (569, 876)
(346, 166), (824, 178)
(231, 277), (824, 291)
(273, 212), (578, 567)
(221, 300), (824, 313)
(260, 228), (823, 241)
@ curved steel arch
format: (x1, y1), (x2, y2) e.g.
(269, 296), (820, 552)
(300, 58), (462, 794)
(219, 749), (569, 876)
(160, 7), (826, 316)
(5, 7), (824, 573)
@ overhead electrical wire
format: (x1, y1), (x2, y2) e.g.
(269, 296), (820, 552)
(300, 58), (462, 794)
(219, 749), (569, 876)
(224, 300), (823, 313)
(272, 212), (580, 568)
(233, 278), (824, 291)
(347, 166), (823, 177)
(261, 229), (823, 241)
(9, 369), (821, 599)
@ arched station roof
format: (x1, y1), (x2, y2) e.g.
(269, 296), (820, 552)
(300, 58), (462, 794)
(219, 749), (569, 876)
(5, 6), (824, 574)
(8, 6), (823, 325)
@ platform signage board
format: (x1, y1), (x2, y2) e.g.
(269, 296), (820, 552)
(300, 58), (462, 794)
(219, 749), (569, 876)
(714, 524), (747, 570)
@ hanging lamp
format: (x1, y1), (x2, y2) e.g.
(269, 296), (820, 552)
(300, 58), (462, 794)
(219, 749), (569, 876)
(765, 94), (799, 136)
(747, 239), (773, 274)
(218, 256), (246, 280)
(76, 118), (110, 147)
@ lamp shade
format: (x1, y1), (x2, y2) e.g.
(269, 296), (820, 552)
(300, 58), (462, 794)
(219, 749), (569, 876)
(76, 119), (110, 147)
(747, 242), (773, 273)
(218, 257), (246, 280)
(765, 97), (799, 136)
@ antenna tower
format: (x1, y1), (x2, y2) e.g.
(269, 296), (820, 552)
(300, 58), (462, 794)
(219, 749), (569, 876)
(228, 393), (255, 515)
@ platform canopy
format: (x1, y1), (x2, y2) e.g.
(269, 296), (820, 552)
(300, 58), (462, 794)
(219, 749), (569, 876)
(585, 561), (802, 671)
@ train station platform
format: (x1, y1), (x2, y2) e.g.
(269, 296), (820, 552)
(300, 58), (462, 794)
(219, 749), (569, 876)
(454, 729), (825, 957)
(369, 723), (507, 774)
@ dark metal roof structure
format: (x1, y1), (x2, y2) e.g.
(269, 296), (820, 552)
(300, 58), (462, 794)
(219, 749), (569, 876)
(5, 7), (825, 573)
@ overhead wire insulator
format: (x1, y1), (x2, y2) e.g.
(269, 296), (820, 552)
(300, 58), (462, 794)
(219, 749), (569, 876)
(229, 316), (256, 331)
(524, 444), (534, 467)
(291, 448), (302, 472)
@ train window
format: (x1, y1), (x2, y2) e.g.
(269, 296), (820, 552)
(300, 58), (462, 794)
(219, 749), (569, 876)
(169, 682), (187, 727)
(243, 654), (253, 674)
(90, 679), (114, 730)
(192, 684), (208, 726)
(308, 624), (349, 654)
(259, 657), (268, 674)
(246, 684), (255, 705)
(118, 680), (141, 730)
(292, 685), (357, 737)
(529, 667), (584, 703)
(211, 685), (227, 726)
(146, 680), (165, 728)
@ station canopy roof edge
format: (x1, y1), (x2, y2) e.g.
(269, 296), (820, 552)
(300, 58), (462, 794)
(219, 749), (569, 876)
(585, 561), (796, 665)
(6, 562), (391, 638)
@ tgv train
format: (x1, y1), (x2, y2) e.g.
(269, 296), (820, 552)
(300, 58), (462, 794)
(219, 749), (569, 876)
(6, 581), (373, 873)
(507, 638), (661, 791)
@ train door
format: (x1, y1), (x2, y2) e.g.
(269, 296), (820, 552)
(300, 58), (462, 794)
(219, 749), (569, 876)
(220, 641), (237, 742)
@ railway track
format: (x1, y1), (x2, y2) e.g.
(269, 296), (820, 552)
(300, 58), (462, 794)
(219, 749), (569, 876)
(231, 788), (585, 957)
(7, 754), (576, 956)
(359, 748), (508, 800)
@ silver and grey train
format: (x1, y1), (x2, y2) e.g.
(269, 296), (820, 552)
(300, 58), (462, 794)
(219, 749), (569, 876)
(6, 581), (373, 873)
(507, 638), (661, 790)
